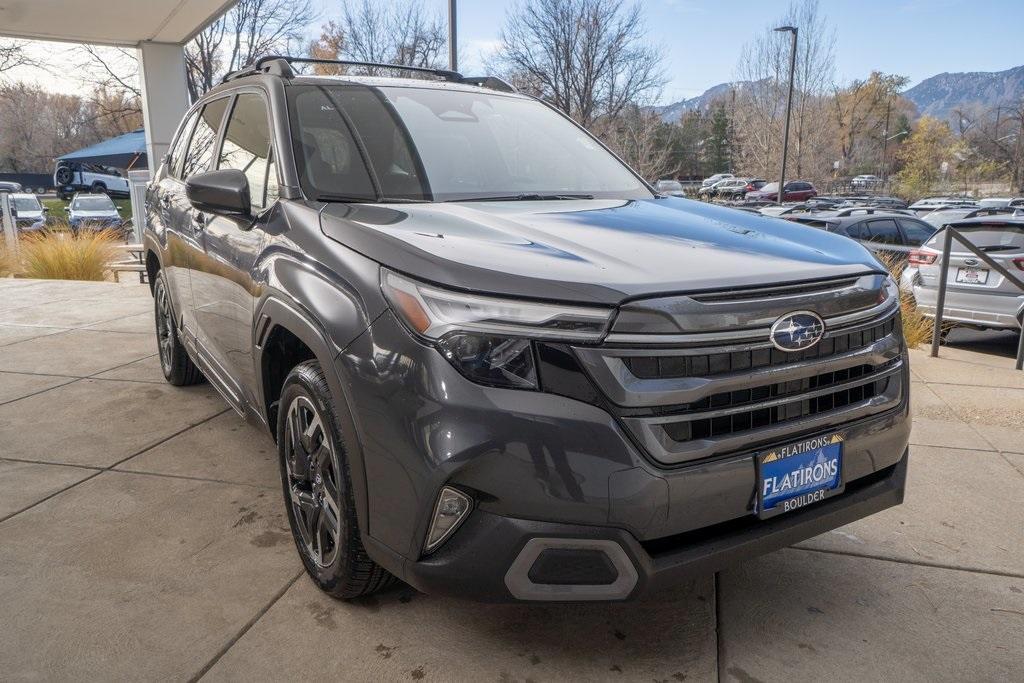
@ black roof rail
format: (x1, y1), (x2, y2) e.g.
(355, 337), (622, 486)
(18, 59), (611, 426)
(222, 55), (464, 84)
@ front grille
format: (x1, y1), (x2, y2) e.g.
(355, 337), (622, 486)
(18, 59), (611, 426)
(571, 301), (905, 466)
(664, 372), (892, 443)
(623, 317), (897, 380)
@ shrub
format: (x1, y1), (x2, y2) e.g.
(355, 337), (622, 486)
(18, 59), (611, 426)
(0, 237), (19, 277)
(19, 227), (120, 281)
(875, 251), (937, 349)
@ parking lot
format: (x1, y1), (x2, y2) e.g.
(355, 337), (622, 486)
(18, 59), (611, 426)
(1, 278), (1022, 682)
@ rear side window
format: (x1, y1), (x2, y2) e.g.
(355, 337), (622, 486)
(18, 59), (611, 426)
(844, 222), (869, 240)
(166, 111), (198, 179)
(218, 93), (279, 211)
(865, 219), (902, 245)
(181, 97), (229, 180)
(899, 219), (936, 246)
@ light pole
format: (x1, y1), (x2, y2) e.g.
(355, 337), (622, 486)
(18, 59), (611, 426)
(775, 26), (798, 204)
(448, 0), (458, 72)
(881, 130), (909, 185)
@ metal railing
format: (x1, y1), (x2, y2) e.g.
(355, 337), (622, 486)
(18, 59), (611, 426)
(929, 224), (1024, 370)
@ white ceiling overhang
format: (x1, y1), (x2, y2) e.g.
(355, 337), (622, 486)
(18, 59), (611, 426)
(0, 0), (237, 46)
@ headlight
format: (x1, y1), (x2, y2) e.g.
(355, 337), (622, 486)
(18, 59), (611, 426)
(381, 269), (614, 390)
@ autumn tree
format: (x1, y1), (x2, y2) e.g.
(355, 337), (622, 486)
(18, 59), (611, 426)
(831, 72), (910, 176)
(894, 116), (965, 200)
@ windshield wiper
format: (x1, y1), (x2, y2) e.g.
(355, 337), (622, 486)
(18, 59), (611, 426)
(316, 194), (425, 204)
(450, 193), (595, 202)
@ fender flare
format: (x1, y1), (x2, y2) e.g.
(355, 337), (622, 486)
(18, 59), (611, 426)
(254, 295), (373, 539)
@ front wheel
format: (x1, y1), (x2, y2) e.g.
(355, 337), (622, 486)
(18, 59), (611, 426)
(153, 272), (204, 386)
(277, 361), (394, 599)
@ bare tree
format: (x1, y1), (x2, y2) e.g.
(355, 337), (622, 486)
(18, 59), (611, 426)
(308, 1), (447, 75)
(601, 105), (676, 180)
(186, 0), (315, 99)
(732, 0), (835, 181)
(1, 41), (33, 77)
(496, 0), (665, 129)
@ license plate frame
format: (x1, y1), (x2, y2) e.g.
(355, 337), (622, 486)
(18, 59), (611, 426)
(755, 433), (845, 520)
(955, 267), (989, 285)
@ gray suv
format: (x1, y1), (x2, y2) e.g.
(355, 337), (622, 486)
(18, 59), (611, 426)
(144, 57), (910, 602)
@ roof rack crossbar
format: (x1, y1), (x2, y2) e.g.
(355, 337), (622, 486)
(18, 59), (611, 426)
(223, 55), (464, 83)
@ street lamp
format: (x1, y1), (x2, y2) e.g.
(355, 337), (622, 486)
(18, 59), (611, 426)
(448, 0), (457, 72)
(774, 26), (798, 204)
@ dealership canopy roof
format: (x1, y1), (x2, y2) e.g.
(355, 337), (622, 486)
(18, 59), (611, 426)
(0, 0), (236, 46)
(58, 129), (147, 169)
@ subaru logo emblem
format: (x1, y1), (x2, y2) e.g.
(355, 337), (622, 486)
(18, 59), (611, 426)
(770, 311), (825, 352)
(964, 258), (978, 266)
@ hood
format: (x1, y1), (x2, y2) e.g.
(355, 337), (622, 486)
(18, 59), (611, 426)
(319, 197), (882, 305)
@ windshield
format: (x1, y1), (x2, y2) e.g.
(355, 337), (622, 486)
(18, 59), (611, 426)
(657, 180), (682, 190)
(72, 196), (116, 211)
(13, 197), (41, 211)
(287, 84), (651, 202)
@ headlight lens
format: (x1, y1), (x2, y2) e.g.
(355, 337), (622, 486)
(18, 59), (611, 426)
(437, 333), (537, 389)
(381, 269), (614, 390)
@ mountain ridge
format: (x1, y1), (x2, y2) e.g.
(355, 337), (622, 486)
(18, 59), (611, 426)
(653, 65), (1024, 124)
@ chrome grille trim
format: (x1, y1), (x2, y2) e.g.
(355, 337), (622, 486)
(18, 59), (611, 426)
(603, 297), (898, 347)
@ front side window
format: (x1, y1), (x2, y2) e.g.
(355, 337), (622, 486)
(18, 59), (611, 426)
(167, 111), (198, 179)
(181, 97), (229, 180)
(218, 93), (278, 211)
(288, 84), (651, 202)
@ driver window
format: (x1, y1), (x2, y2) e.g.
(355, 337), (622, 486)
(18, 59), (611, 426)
(218, 93), (279, 211)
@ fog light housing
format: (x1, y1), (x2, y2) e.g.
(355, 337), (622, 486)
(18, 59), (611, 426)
(424, 486), (472, 553)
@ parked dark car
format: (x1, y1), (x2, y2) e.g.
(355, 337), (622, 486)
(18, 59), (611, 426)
(143, 56), (909, 603)
(785, 208), (937, 263)
(66, 193), (123, 233)
(0, 181), (23, 193)
(747, 180), (817, 202)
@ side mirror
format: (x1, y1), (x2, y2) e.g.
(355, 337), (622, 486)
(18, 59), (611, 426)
(186, 169), (251, 216)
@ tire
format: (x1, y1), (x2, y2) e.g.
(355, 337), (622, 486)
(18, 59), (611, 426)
(90, 182), (107, 194)
(55, 166), (73, 186)
(153, 272), (204, 386)
(277, 360), (394, 599)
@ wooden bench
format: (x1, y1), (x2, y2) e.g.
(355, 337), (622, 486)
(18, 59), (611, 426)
(111, 243), (147, 284)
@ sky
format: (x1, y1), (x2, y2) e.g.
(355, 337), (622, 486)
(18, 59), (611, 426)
(7, 0), (1024, 106)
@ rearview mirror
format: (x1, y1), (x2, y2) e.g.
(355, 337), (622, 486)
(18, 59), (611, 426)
(186, 169), (251, 216)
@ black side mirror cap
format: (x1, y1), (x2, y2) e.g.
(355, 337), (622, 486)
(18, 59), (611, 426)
(186, 169), (251, 216)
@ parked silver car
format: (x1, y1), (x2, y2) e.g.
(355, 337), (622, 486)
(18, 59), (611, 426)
(909, 216), (1024, 331)
(653, 179), (686, 197)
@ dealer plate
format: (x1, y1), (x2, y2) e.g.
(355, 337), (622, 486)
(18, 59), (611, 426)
(955, 267), (989, 285)
(756, 433), (844, 519)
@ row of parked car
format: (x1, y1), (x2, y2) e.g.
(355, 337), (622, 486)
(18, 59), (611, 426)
(654, 174), (822, 202)
(1, 187), (126, 235)
(731, 195), (1024, 334)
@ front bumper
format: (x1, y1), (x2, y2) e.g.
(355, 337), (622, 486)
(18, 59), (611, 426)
(392, 451), (907, 602)
(338, 310), (912, 600)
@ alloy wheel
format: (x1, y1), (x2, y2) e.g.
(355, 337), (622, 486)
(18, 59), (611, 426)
(283, 395), (342, 567)
(155, 283), (173, 371)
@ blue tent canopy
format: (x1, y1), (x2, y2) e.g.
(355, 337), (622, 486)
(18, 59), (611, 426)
(58, 129), (147, 169)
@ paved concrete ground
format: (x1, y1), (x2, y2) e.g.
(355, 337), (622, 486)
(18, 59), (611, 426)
(1, 279), (1021, 682)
